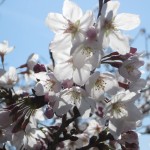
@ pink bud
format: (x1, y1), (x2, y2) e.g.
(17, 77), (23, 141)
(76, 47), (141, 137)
(86, 27), (97, 41)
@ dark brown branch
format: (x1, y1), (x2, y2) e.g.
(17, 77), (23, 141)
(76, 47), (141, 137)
(97, 0), (103, 18)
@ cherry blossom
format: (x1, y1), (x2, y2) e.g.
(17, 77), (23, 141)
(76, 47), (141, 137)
(46, 0), (94, 53)
(12, 118), (46, 149)
(55, 86), (95, 117)
(0, 0), (146, 149)
(119, 56), (144, 81)
(0, 67), (18, 88)
(34, 72), (61, 96)
(85, 72), (119, 100)
(98, 1), (140, 54)
(0, 41), (14, 65)
(105, 91), (142, 138)
(53, 49), (93, 85)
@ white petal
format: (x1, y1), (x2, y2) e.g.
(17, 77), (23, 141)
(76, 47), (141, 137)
(78, 99), (90, 116)
(85, 72), (99, 93)
(34, 72), (48, 81)
(73, 50), (87, 68)
(54, 62), (73, 81)
(101, 1), (120, 21)
(45, 13), (67, 33)
(0, 41), (14, 54)
(129, 79), (147, 92)
(122, 90), (140, 102)
(80, 10), (94, 31)
(109, 31), (130, 54)
(115, 13), (140, 30)
(50, 33), (72, 63)
(55, 100), (72, 116)
(85, 72), (100, 98)
(101, 31), (110, 49)
(34, 82), (45, 96)
(73, 67), (90, 86)
(50, 33), (72, 53)
(126, 103), (142, 122)
(63, 0), (83, 22)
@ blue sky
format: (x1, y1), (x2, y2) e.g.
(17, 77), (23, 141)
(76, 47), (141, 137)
(0, 0), (150, 149)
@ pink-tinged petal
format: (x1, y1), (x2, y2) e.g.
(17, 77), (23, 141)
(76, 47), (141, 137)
(45, 13), (67, 33)
(73, 67), (90, 86)
(101, 1), (120, 21)
(80, 10), (94, 31)
(115, 13), (140, 30)
(63, 0), (83, 22)
(54, 62), (73, 82)
(109, 31), (130, 54)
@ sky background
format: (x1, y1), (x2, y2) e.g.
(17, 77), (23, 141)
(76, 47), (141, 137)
(0, 0), (150, 149)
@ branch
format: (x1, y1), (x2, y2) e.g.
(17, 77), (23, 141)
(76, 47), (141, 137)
(97, 0), (103, 18)
(48, 106), (80, 150)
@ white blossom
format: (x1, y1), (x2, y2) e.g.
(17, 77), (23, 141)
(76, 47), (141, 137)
(85, 72), (119, 100)
(0, 41), (14, 57)
(119, 56), (144, 81)
(105, 91), (142, 139)
(54, 87), (95, 117)
(98, 1), (140, 54)
(46, 0), (94, 53)
(34, 72), (61, 96)
(0, 67), (18, 88)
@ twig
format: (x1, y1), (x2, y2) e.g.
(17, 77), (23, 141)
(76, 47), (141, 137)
(97, 0), (103, 18)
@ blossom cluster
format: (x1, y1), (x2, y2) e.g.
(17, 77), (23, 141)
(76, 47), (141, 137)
(0, 0), (146, 149)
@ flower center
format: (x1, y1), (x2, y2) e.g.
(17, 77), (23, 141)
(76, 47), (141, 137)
(71, 91), (81, 100)
(125, 65), (134, 73)
(82, 46), (93, 57)
(103, 19), (115, 36)
(111, 102), (127, 118)
(65, 20), (80, 38)
(94, 77), (106, 90)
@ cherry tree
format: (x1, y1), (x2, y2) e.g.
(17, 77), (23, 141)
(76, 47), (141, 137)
(0, 0), (146, 149)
